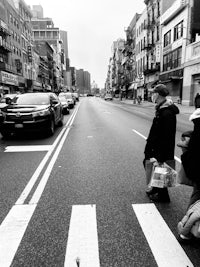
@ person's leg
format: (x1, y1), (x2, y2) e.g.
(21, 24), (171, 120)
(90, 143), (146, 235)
(149, 187), (170, 202)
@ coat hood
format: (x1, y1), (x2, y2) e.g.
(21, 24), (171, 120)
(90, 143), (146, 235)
(189, 108), (200, 121)
(157, 98), (179, 115)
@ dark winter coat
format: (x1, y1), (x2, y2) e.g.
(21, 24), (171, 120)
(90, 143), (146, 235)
(181, 108), (200, 184)
(144, 99), (179, 163)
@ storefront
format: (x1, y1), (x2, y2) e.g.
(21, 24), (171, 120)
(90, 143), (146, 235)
(0, 71), (19, 94)
(18, 76), (26, 93)
(159, 68), (183, 103)
(32, 80), (43, 91)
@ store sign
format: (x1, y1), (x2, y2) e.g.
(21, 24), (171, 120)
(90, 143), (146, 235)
(156, 44), (161, 62)
(1, 71), (18, 86)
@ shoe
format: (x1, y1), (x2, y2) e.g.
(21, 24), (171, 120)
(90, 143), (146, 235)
(146, 187), (158, 196)
(149, 192), (170, 203)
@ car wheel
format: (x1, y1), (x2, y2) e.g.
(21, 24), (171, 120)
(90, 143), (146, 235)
(58, 118), (63, 127)
(48, 119), (55, 136)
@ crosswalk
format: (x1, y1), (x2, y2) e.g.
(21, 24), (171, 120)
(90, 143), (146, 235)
(0, 203), (194, 267)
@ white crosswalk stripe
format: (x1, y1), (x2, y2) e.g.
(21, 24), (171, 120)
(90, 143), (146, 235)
(0, 203), (195, 266)
(133, 203), (194, 267)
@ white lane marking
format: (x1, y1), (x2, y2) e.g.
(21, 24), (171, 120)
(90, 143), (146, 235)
(0, 106), (80, 266)
(64, 205), (100, 267)
(87, 136), (93, 138)
(132, 129), (181, 163)
(15, 105), (79, 205)
(174, 156), (181, 163)
(132, 129), (147, 140)
(5, 145), (52, 152)
(133, 204), (194, 267)
(0, 204), (37, 267)
(29, 105), (79, 204)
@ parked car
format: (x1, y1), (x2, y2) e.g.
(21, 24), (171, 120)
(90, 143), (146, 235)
(104, 93), (113, 101)
(58, 95), (70, 115)
(0, 92), (63, 138)
(73, 92), (79, 101)
(59, 92), (74, 109)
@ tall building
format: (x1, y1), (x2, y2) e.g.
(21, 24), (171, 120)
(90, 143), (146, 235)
(122, 13), (140, 99)
(31, 14), (64, 91)
(144, 0), (161, 93)
(76, 69), (91, 95)
(60, 30), (69, 60)
(0, 0), (32, 94)
(135, 8), (147, 100)
(31, 5), (43, 19)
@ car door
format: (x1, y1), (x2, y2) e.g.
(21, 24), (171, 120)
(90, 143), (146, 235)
(50, 94), (61, 124)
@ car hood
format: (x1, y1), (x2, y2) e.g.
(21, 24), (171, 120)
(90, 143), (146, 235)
(3, 104), (50, 113)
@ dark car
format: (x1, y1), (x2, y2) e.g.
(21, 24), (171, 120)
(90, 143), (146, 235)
(58, 95), (70, 115)
(0, 92), (63, 138)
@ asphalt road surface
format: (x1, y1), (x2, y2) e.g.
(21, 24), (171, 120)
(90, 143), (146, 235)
(0, 97), (199, 267)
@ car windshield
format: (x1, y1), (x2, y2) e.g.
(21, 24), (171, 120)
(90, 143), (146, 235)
(12, 94), (50, 105)
(59, 96), (67, 102)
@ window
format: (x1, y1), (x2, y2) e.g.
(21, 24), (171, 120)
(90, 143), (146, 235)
(152, 30), (154, 45)
(157, 26), (160, 41)
(174, 21), (183, 41)
(157, 0), (160, 17)
(163, 47), (182, 71)
(164, 30), (171, 47)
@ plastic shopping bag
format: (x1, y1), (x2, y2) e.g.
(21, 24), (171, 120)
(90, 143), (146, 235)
(150, 163), (177, 188)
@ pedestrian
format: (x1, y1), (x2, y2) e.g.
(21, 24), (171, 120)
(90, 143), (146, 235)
(177, 95), (200, 240)
(143, 84), (179, 202)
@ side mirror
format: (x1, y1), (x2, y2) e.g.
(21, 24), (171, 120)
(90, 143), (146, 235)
(5, 98), (12, 105)
(51, 99), (58, 106)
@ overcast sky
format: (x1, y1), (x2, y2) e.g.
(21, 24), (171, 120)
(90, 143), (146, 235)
(26, 0), (146, 88)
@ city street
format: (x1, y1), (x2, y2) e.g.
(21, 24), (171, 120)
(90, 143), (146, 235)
(0, 96), (199, 267)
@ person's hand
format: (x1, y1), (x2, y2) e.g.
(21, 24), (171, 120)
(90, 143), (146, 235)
(150, 158), (159, 167)
(177, 201), (200, 236)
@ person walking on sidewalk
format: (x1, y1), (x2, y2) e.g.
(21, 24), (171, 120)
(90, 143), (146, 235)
(144, 84), (179, 202)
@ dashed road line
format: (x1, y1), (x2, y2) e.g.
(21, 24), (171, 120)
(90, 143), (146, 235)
(132, 129), (181, 163)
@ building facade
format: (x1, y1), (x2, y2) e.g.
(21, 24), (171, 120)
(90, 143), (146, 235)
(31, 14), (63, 92)
(143, 0), (161, 97)
(135, 8), (147, 100)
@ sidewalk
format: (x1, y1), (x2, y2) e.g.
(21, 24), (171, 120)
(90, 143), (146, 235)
(115, 98), (195, 116)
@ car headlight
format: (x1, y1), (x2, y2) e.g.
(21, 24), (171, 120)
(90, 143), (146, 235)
(32, 109), (50, 117)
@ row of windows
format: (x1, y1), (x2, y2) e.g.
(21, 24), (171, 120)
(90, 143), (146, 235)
(33, 31), (59, 38)
(136, 26), (160, 55)
(9, 13), (32, 39)
(9, 13), (19, 29)
(164, 21), (184, 47)
(137, 20), (147, 37)
(136, 57), (146, 76)
(163, 47), (182, 71)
